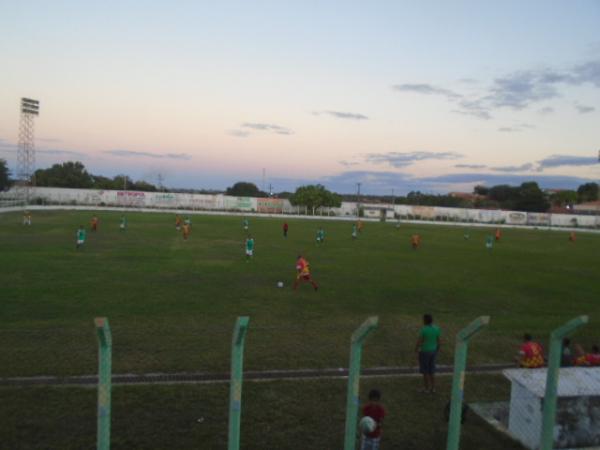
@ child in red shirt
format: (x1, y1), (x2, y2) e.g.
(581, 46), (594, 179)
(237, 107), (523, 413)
(360, 389), (386, 450)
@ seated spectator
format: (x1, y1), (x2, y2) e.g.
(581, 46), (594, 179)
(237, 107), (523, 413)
(516, 333), (544, 368)
(574, 344), (600, 367)
(561, 338), (574, 367)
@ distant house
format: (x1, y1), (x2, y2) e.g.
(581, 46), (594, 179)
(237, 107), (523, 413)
(573, 201), (600, 213)
(448, 192), (484, 201)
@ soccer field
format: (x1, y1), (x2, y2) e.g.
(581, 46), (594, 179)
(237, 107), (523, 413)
(1, 209), (599, 449)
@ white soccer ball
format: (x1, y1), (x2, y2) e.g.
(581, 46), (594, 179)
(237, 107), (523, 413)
(277, 281), (284, 288)
(359, 416), (377, 434)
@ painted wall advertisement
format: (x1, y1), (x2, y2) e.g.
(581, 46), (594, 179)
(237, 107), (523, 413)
(257, 198), (284, 213)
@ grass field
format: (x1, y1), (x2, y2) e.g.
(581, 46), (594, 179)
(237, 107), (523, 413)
(1, 209), (599, 449)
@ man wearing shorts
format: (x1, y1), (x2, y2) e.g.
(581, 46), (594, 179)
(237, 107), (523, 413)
(245, 236), (254, 261)
(293, 255), (318, 291)
(76, 225), (86, 250)
(415, 314), (441, 393)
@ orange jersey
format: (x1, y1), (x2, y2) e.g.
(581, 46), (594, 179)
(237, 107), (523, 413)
(495, 229), (501, 240)
(176, 216), (182, 226)
(296, 258), (310, 276)
(569, 232), (576, 242)
(520, 342), (544, 368)
(411, 234), (421, 246)
(182, 224), (190, 234)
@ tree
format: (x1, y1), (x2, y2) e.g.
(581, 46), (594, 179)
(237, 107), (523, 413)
(0, 159), (11, 191)
(473, 185), (489, 196)
(513, 182), (549, 212)
(35, 161), (93, 188)
(289, 184), (341, 213)
(226, 182), (263, 197)
(577, 182), (599, 203)
(549, 190), (577, 207)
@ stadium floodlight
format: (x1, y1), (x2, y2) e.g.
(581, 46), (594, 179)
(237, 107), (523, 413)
(16, 97), (40, 204)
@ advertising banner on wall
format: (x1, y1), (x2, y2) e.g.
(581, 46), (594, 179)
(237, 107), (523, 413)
(117, 191), (146, 206)
(527, 212), (551, 226)
(257, 198), (284, 213)
(412, 206), (436, 219)
(506, 211), (527, 225)
(224, 196), (255, 211)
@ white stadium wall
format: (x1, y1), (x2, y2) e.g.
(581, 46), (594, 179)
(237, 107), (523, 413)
(1, 186), (599, 229)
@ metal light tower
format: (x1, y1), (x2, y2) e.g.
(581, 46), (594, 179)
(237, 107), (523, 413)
(17, 98), (40, 204)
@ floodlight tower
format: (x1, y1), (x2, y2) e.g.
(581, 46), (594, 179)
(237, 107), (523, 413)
(16, 98), (40, 204)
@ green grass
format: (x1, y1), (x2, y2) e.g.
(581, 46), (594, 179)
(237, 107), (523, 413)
(1, 210), (599, 449)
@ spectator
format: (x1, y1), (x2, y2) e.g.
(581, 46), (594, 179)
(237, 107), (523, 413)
(561, 338), (574, 367)
(415, 314), (441, 393)
(574, 344), (600, 366)
(360, 389), (386, 450)
(516, 334), (544, 368)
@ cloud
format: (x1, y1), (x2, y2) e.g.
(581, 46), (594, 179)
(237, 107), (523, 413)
(364, 151), (463, 168)
(37, 149), (86, 157)
(538, 106), (554, 115)
(497, 123), (535, 133)
(226, 130), (251, 138)
(391, 83), (462, 99)
(418, 172), (595, 190)
(38, 137), (62, 144)
(455, 164), (487, 169)
(490, 163), (535, 172)
(537, 154), (598, 170)
(339, 160), (360, 166)
(393, 59), (600, 119)
(575, 104), (595, 114)
(313, 110), (369, 120)
(103, 150), (192, 160)
(241, 122), (293, 135)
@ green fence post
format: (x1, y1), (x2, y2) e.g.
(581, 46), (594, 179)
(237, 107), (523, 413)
(227, 316), (250, 450)
(343, 316), (379, 450)
(94, 317), (112, 450)
(446, 316), (490, 450)
(540, 315), (588, 450)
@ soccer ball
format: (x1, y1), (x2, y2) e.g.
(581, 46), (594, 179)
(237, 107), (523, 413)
(359, 416), (377, 434)
(277, 281), (284, 288)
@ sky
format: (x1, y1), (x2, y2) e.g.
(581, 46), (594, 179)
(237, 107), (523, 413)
(1, 1), (599, 194)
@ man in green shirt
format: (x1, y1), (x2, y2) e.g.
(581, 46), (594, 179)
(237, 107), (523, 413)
(415, 314), (441, 393)
(316, 227), (325, 244)
(120, 215), (127, 231)
(245, 236), (254, 261)
(76, 225), (86, 250)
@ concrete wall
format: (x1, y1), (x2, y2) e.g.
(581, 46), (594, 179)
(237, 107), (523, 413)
(2, 186), (598, 228)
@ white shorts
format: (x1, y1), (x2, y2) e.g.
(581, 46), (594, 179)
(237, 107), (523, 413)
(77, 239), (84, 245)
(246, 249), (253, 256)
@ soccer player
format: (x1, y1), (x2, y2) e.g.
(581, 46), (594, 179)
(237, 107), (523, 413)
(184, 217), (192, 227)
(485, 235), (493, 250)
(182, 222), (191, 240)
(22, 211), (32, 226)
(76, 225), (86, 250)
(352, 223), (358, 240)
(360, 389), (386, 450)
(91, 215), (99, 232)
(495, 228), (502, 241)
(516, 334), (544, 368)
(243, 218), (249, 231)
(293, 255), (318, 291)
(119, 215), (127, 231)
(245, 235), (255, 261)
(175, 215), (182, 231)
(283, 222), (289, 238)
(415, 314), (441, 393)
(569, 231), (576, 242)
(410, 234), (421, 250)
(316, 227), (325, 244)
(357, 220), (364, 233)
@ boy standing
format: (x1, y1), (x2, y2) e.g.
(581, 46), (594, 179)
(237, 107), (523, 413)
(120, 215), (127, 231)
(76, 225), (86, 250)
(360, 389), (386, 450)
(352, 223), (358, 240)
(91, 215), (99, 232)
(316, 227), (325, 244)
(415, 314), (441, 393)
(243, 218), (249, 231)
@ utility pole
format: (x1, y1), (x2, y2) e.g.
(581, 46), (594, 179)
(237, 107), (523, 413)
(356, 182), (361, 218)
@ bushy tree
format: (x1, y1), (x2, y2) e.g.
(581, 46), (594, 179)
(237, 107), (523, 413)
(549, 190), (577, 207)
(226, 182), (263, 197)
(513, 182), (549, 212)
(289, 184), (341, 213)
(577, 182), (599, 203)
(35, 161), (94, 188)
(0, 159), (11, 191)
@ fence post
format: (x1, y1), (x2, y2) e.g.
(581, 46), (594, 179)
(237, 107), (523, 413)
(228, 316), (250, 450)
(446, 316), (490, 450)
(94, 317), (112, 450)
(539, 315), (588, 450)
(343, 316), (379, 450)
